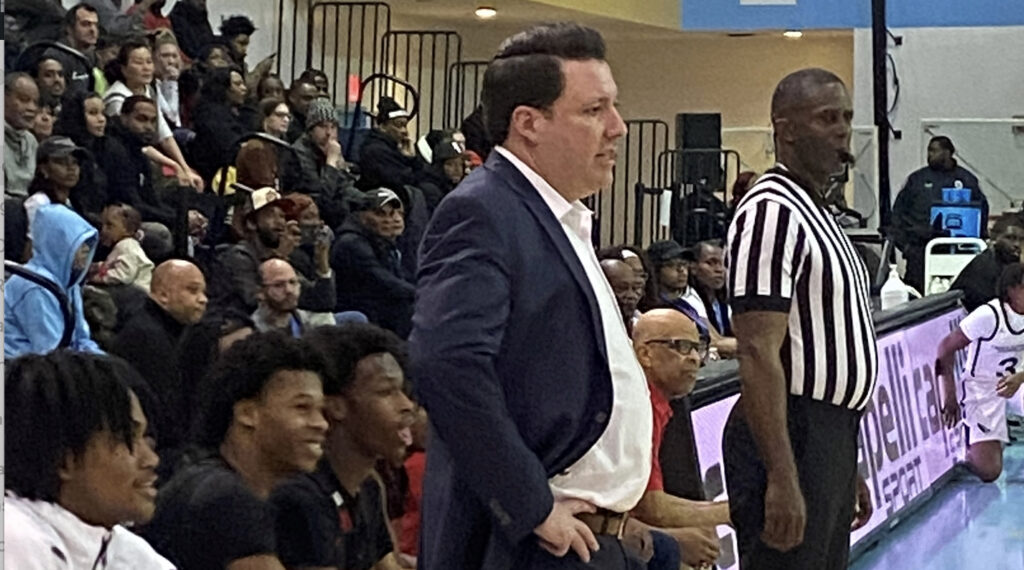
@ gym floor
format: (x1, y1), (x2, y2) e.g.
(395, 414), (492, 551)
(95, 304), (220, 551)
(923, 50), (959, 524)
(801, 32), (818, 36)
(850, 440), (1024, 570)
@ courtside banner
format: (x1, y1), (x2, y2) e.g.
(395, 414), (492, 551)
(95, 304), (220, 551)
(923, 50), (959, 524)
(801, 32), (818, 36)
(691, 308), (966, 569)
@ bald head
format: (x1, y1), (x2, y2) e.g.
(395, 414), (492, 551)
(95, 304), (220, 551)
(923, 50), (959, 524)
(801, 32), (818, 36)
(633, 309), (699, 346)
(151, 260), (207, 325)
(633, 309), (703, 399)
(258, 258), (300, 314)
(771, 68), (845, 120)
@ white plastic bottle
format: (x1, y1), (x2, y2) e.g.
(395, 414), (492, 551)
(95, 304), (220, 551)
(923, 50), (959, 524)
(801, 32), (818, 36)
(880, 264), (910, 310)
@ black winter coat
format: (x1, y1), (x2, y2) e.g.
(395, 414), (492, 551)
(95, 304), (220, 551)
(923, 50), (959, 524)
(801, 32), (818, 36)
(191, 101), (252, 184)
(330, 215), (415, 337)
(356, 129), (424, 191)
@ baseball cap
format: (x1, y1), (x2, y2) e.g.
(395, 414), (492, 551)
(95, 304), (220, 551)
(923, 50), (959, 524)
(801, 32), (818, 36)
(647, 240), (695, 265)
(357, 188), (403, 212)
(36, 136), (89, 163)
(249, 187), (294, 216)
(432, 139), (464, 164)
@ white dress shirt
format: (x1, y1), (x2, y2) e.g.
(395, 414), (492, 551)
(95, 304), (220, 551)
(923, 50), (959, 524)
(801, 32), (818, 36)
(494, 146), (653, 513)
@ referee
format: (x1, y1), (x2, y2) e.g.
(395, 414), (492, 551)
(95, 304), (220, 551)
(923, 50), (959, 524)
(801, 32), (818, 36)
(723, 68), (877, 569)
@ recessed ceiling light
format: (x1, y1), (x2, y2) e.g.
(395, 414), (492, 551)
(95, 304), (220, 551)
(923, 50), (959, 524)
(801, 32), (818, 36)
(783, 30), (803, 39)
(475, 6), (498, 19)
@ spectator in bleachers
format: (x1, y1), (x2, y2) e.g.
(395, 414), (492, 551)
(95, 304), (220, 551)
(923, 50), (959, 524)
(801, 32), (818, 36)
(398, 404), (429, 564)
(191, 67), (252, 184)
(196, 41), (235, 70)
(170, 0), (214, 60)
(647, 239), (737, 358)
(46, 3), (99, 97)
(153, 29), (184, 128)
(221, 15), (276, 85)
(30, 55), (67, 101)
(282, 192), (334, 288)
(459, 103), (492, 160)
(239, 74), (287, 129)
(600, 258), (645, 336)
(92, 31), (125, 94)
(126, 0), (171, 31)
(630, 309), (728, 567)
(4, 0), (66, 58)
(356, 96), (421, 191)
(81, 0), (155, 36)
(5, 72), (41, 199)
(176, 308), (255, 429)
(299, 68), (330, 95)
(730, 170), (758, 210)
(54, 90), (110, 221)
(112, 259), (206, 476)
(413, 128), (460, 164)
(257, 96), (291, 139)
(89, 203), (154, 291)
(145, 331), (328, 569)
(5, 204), (103, 358)
(104, 38), (202, 189)
(598, 244), (651, 284)
(284, 96), (361, 229)
(256, 73), (287, 101)
(30, 94), (59, 143)
(285, 77), (320, 142)
(24, 137), (86, 242)
(252, 258), (336, 335)
(218, 187), (337, 314)
(417, 138), (466, 212)
(691, 239), (732, 336)
(950, 214), (1024, 312)
(332, 188), (415, 337)
(5, 351), (170, 569)
(105, 95), (177, 227)
(272, 324), (414, 570)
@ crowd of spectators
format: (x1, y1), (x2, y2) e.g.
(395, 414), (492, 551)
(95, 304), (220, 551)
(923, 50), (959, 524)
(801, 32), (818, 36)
(3, 10), (744, 570)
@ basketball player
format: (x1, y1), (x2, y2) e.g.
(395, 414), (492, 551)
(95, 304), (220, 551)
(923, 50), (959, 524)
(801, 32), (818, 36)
(936, 263), (1024, 482)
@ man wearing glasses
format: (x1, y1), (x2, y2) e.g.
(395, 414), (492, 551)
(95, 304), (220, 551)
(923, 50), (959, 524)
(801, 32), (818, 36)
(630, 309), (730, 568)
(252, 258), (336, 336)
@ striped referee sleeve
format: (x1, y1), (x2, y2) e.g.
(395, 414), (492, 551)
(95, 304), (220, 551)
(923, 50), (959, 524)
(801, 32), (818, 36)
(728, 196), (807, 314)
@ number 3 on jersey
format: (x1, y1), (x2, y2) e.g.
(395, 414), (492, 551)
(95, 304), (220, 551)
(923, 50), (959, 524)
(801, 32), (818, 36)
(997, 356), (1020, 378)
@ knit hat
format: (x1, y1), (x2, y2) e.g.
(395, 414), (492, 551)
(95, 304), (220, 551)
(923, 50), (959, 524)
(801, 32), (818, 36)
(432, 139), (464, 165)
(305, 97), (337, 130)
(376, 96), (409, 124)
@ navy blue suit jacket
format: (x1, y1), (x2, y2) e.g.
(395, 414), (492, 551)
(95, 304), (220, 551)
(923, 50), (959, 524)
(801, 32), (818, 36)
(410, 151), (615, 570)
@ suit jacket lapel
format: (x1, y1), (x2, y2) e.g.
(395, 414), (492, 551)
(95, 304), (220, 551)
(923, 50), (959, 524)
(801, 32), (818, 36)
(484, 153), (608, 361)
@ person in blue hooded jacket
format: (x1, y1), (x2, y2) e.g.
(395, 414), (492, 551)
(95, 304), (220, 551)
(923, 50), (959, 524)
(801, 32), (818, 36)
(5, 204), (103, 358)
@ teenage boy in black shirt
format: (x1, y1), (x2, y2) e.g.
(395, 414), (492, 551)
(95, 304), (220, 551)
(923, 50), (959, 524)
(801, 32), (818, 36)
(145, 331), (328, 570)
(271, 323), (415, 570)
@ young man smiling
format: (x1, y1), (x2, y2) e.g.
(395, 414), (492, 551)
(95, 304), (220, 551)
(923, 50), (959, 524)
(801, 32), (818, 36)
(272, 323), (415, 570)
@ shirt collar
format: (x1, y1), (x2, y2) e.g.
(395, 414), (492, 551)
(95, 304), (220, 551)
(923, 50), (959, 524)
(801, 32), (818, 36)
(493, 146), (594, 230)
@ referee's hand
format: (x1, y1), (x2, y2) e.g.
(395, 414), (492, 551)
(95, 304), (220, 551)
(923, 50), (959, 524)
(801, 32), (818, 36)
(761, 473), (806, 552)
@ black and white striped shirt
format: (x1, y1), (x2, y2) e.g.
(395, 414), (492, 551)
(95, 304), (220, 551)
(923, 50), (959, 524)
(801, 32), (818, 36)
(726, 167), (878, 410)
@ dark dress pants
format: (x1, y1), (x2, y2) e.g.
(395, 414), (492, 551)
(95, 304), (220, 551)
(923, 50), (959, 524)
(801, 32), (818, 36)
(723, 395), (861, 570)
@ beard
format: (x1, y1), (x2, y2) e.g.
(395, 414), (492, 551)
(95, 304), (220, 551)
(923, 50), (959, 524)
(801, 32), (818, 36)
(257, 225), (281, 249)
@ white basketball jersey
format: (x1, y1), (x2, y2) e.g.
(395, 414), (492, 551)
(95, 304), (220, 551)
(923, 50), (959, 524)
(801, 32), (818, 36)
(961, 300), (1024, 384)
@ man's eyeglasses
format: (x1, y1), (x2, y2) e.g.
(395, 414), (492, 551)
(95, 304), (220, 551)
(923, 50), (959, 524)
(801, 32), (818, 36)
(646, 338), (709, 360)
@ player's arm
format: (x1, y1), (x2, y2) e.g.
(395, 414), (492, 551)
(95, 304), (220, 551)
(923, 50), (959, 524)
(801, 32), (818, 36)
(936, 328), (971, 427)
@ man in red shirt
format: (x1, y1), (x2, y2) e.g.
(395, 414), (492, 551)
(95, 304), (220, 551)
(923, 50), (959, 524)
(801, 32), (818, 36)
(632, 309), (731, 567)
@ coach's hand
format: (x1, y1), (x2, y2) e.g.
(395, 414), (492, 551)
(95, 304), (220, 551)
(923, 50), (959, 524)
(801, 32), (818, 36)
(851, 474), (873, 530)
(762, 472), (805, 552)
(535, 499), (600, 562)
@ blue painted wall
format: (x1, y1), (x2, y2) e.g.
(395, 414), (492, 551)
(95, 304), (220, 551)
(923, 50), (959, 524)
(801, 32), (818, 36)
(681, 0), (1024, 31)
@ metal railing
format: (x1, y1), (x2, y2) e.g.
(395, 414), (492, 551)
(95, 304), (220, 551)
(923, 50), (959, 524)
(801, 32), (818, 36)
(592, 120), (671, 248)
(446, 60), (490, 129)
(379, 30), (462, 140)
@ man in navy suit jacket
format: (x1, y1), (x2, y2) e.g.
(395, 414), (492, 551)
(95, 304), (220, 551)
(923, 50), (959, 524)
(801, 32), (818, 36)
(410, 23), (655, 570)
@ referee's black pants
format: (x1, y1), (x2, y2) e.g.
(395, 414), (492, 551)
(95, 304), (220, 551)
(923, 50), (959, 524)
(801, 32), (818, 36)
(723, 395), (861, 570)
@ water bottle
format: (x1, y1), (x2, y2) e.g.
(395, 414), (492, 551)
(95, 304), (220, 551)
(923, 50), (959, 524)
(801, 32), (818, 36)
(880, 264), (910, 310)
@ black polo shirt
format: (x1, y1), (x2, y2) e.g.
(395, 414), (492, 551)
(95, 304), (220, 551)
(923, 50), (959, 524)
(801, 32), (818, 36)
(270, 459), (393, 570)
